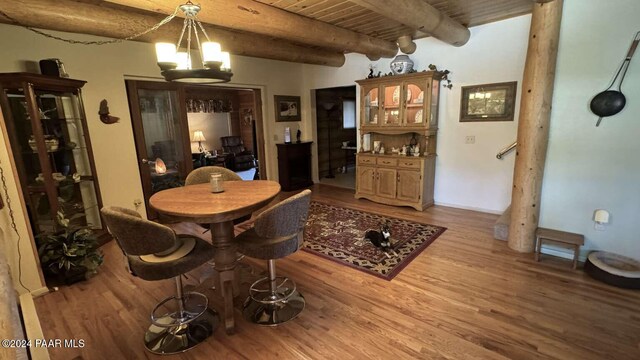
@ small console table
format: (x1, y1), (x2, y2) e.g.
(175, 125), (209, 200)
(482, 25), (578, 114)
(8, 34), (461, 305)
(277, 142), (313, 191)
(535, 227), (585, 269)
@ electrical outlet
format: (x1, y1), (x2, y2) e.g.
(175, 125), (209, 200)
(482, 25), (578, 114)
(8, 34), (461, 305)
(465, 135), (476, 144)
(273, 134), (278, 141)
(133, 199), (143, 208)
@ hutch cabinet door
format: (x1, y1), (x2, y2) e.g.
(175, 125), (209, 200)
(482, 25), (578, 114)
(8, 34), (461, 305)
(376, 168), (397, 199)
(362, 85), (380, 127)
(396, 170), (421, 202)
(403, 79), (428, 127)
(381, 83), (402, 126)
(428, 78), (441, 129)
(356, 166), (376, 195)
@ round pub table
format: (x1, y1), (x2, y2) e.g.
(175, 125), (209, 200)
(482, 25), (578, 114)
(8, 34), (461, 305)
(149, 180), (281, 334)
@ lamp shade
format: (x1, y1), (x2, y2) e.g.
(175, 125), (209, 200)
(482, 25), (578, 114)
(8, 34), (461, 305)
(220, 52), (231, 71)
(193, 130), (206, 142)
(176, 52), (191, 70)
(155, 43), (177, 63)
(202, 42), (222, 63)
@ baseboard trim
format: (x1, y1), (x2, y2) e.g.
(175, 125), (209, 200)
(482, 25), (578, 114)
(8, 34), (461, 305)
(434, 201), (503, 215)
(19, 293), (50, 360)
(30, 286), (49, 298)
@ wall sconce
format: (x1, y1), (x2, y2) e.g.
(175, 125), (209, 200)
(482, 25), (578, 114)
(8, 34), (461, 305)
(593, 209), (610, 231)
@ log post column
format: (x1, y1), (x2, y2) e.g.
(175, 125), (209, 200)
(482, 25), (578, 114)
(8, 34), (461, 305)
(508, 0), (563, 253)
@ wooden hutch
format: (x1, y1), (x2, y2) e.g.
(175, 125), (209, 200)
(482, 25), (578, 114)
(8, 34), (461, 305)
(355, 71), (442, 211)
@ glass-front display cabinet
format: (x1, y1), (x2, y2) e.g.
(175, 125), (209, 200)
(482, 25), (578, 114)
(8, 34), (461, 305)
(362, 85), (379, 126)
(0, 73), (103, 235)
(357, 72), (442, 133)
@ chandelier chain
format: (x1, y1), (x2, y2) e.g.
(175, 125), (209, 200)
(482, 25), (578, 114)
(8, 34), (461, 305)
(0, 6), (180, 45)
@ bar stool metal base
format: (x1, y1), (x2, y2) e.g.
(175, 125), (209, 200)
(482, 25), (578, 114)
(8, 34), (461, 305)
(243, 290), (305, 326)
(145, 308), (218, 355)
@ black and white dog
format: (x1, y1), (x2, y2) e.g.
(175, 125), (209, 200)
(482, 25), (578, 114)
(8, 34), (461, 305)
(363, 221), (397, 258)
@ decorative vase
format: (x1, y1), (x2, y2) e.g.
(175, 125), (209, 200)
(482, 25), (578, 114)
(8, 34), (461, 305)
(390, 55), (414, 75)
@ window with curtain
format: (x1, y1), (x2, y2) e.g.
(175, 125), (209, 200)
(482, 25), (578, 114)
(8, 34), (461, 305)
(342, 99), (356, 129)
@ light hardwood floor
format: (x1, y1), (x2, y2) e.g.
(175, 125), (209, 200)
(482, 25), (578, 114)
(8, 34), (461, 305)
(34, 185), (640, 359)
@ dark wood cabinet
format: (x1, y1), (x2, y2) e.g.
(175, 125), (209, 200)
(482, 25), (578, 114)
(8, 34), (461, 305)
(0, 73), (104, 234)
(276, 142), (313, 191)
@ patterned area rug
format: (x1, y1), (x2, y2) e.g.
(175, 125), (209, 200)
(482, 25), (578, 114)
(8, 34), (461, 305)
(302, 201), (446, 280)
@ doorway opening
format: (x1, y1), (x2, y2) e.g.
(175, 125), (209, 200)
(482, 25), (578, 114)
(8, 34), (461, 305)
(125, 80), (265, 219)
(315, 86), (357, 189)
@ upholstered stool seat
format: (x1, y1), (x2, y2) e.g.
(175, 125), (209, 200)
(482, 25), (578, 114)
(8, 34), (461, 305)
(236, 231), (302, 260)
(101, 206), (218, 355)
(127, 235), (215, 281)
(236, 190), (311, 326)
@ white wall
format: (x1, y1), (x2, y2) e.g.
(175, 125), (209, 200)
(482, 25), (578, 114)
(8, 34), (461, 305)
(540, 0), (640, 259)
(187, 112), (231, 153)
(302, 15), (531, 213)
(0, 23), (305, 293)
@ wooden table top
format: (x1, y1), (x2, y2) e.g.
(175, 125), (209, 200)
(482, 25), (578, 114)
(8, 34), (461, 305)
(149, 180), (281, 223)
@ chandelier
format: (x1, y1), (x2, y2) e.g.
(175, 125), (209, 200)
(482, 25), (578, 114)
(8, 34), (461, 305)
(155, 1), (233, 83)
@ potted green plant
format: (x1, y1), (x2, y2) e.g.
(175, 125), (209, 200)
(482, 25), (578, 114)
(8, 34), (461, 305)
(37, 217), (104, 285)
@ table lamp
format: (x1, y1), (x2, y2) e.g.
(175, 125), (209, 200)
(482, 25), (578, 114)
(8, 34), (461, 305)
(193, 130), (206, 153)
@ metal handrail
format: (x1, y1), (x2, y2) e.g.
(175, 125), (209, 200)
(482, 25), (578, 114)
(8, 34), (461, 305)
(496, 141), (517, 159)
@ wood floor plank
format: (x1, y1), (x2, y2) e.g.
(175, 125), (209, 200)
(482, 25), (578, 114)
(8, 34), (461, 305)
(33, 184), (640, 359)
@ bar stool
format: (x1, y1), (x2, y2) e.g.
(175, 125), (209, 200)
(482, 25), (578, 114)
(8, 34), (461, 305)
(101, 206), (218, 354)
(235, 190), (311, 326)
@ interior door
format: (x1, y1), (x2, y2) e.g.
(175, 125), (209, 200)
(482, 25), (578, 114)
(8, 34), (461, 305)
(126, 80), (192, 219)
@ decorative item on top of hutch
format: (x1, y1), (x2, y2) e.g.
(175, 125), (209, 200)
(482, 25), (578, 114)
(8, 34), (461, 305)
(0, 73), (104, 235)
(355, 71), (443, 211)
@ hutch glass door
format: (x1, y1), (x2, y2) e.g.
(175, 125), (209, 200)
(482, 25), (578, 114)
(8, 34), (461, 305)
(382, 84), (401, 126)
(2, 85), (102, 234)
(403, 80), (427, 126)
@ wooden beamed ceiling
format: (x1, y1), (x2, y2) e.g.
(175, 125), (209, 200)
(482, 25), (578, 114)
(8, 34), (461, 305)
(0, 0), (534, 66)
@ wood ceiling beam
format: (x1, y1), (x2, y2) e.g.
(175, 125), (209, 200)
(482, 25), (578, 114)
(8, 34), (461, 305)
(348, 0), (471, 46)
(102, 0), (398, 58)
(0, 0), (346, 67)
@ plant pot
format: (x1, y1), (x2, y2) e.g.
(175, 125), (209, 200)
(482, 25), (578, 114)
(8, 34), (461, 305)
(62, 265), (88, 285)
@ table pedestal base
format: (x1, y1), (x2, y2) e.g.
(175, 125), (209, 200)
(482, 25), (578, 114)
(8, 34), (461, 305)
(210, 221), (239, 334)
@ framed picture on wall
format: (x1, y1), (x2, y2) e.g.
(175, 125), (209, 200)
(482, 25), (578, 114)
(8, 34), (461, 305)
(460, 81), (517, 122)
(274, 95), (301, 122)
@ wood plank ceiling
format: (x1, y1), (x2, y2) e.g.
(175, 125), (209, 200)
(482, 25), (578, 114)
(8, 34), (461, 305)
(0, 0), (534, 66)
(254, 0), (534, 41)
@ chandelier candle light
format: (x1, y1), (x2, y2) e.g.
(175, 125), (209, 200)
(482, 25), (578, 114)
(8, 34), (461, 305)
(155, 1), (233, 83)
